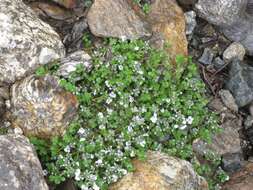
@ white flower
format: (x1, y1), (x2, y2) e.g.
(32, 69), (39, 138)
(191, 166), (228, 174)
(118, 65), (123, 70)
(109, 92), (116, 98)
(64, 145), (71, 153)
(129, 95), (134, 103)
(174, 124), (179, 129)
(139, 139), (146, 147)
(93, 183), (100, 190)
(96, 159), (103, 165)
(134, 46), (140, 51)
(74, 169), (81, 181)
(150, 112), (158, 123)
(111, 174), (118, 182)
(99, 124), (106, 129)
(80, 138), (85, 142)
(106, 98), (112, 104)
(179, 125), (187, 130)
(186, 116), (193, 125)
(105, 80), (110, 88)
(98, 112), (104, 119)
(120, 35), (127, 41)
(107, 108), (113, 114)
(77, 127), (86, 135)
(42, 169), (48, 176)
(81, 185), (89, 190)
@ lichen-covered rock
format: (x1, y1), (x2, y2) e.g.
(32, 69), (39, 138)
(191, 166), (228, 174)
(223, 42), (246, 62)
(195, 0), (253, 55)
(0, 134), (48, 190)
(109, 151), (208, 190)
(87, 0), (151, 39)
(0, 0), (65, 84)
(195, 0), (247, 26)
(10, 75), (78, 138)
(147, 0), (188, 62)
(56, 51), (92, 78)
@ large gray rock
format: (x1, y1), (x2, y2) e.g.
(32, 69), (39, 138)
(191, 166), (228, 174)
(0, 0), (65, 84)
(87, 0), (151, 39)
(226, 60), (253, 107)
(195, 0), (253, 55)
(0, 134), (48, 190)
(10, 75), (78, 138)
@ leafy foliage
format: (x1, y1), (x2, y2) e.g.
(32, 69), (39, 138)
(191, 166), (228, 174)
(32, 39), (222, 190)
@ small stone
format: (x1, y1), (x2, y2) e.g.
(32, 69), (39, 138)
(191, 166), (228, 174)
(213, 57), (225, 70)
(184, 11), (197, 36)
(193, 120), (242, 159)
(10, 75), (78, 138)
(219, 89), (238, 112)
(226, 60), (253, 107)
(13, 127), (23, 135)
(56, 51), (92, 78)
(110, 151), (208, 190)
(222, 153), (244, 174)
(87, 0), (151, 39)
(198, 48), (214, 65)
(0, 86), (9, 100)
(223, 42), (246, 62)
(0, 134), (49, 190)
(244, 115), (253, 129)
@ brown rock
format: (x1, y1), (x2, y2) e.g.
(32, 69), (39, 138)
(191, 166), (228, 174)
(10, 75), (78, 138)
(147, 0), (188, 63)
(87, 0), (151, 39)
(109, 151), (208, 190)
(222, 163), (253, 190)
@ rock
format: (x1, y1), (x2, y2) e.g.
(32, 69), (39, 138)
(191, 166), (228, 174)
(195, 0), (247, 26)
(226, 60), (253, 107)
(63, 20), (88, 53)
(244, 115), (253, 129)
(222, 153), (244, 173)
(0, 134), (48, 190)
(195, 0), (253, 55)
(219, 89), (238, 112)
(10, 75), (78, 138)
(87, 0), (151, 39)
(109, 151), (208, 190)
(198, 48), (214, 65)
(56, 51), (92, 78)
(193, 119), (242, 168)
(147, 0), (188, 62)
(222, 162), (253, 190)
(223, 42), (246, 62)
(213, 57), (225, 70)
(0, 0), (65, 84)
(0, 86), (9, 100)
(0, 97), (5, 116)
(184, 11), (197, 36)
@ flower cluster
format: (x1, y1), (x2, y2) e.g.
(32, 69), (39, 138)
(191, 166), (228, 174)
(31, 39), (219, 190)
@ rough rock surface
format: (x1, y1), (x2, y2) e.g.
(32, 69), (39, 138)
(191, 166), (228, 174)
(219, 89), (238, 112)
(195, 0), (253, 55)
(195, 0), (247, 26)
(109, 151), (208, 190)
(10, 75), (78, 138)
(0, 0), (65, 84)
(147, 0), (188, 62)
(223, 42), (246, 62)
(56, 51), (92, 78)
(0, 134), (48, 190)
(222, 162), (253, 190)
(226, 60), (253, 107)
(87, 0), (151, 39)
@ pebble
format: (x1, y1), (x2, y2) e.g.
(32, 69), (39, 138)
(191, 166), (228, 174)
(222, 153), (244, 174)
(219, 89), (238, 112)
(223, 42), (246, 62)
(198, 48), (214, 65)
(213, 57), (225, 69)
(184, 11), (197, 36)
